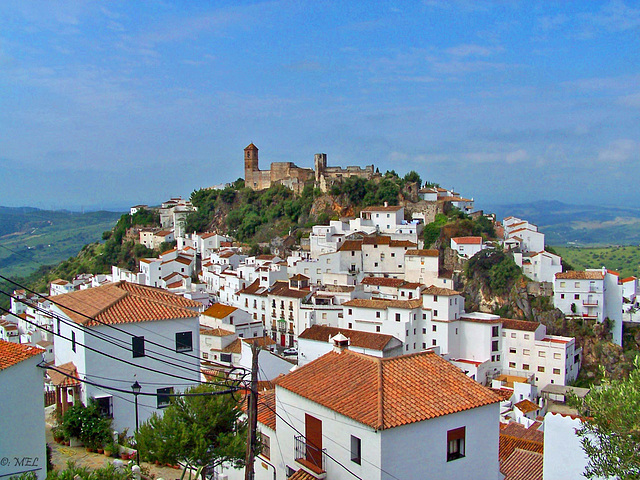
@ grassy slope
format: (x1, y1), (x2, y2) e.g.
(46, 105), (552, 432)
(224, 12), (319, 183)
(0, 209), (122, 278)
(552, 245), (640, 279)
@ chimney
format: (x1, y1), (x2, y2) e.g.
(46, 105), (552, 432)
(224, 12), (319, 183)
(332, 333), (350, 353)
(384, 201), (388, 207)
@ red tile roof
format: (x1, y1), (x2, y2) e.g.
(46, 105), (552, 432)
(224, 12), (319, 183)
(337, 240), (363, 251)
(257, 389), (276, 430)
(423, 285), (461, 296)
(556, 270), (604, 280)
(361, 205), (402, 212)
(0, 340), (43, 371)
(501, 319), (540, 332)
(50, 281), (200, 326)
(361, 277), (406, 288)
(203, 303), (238, 319)
(501, 448), (543, 480)
(298, 325), (397, 351)
(499, 434), (544, 462)
(500, 421), (544, 443)
(514, 399), (539, 414)
(405, 249), (439, 257)
(268, 281), (310, 299)
(47, 361), (81, 386)
(452, 236), (483, 245)
(342, 298), (422, 310)
(277, 350), (500, 430)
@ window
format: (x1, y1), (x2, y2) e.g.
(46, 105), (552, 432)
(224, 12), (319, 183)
(524, 334), (530, 340)
(511, 333), (516, 338)
(538, 366), (545, 372)
(560, 281), (566, 287)
(434, 309), (438, 317)
(221, 353), (232, 363)
(348, 309), (352, 315)
(376, 326), (380, 332)
(553, 368), (561, 375)
(574, 282), (580, 288)
(261, 434), (271, 460)
(376, 312), (381, 318)
(492, 326), (499, 337)
(560, 293), (565, 299)
(553, 353), (561, 360)
(96, 396), (113, 418)
(175, 331), (193, 352)
(406, 329), (409, 336)
(396, 313), (401, 322)
(434, 295), (438, 301)
(157, 387), (173, 408)
(423, 314), (426, 320)
(72, 331), (76, 353)
(432, 325), (437, 332)
(502, 331), (506, 337)
(374, 262), (379, 267)
(132, 336), (145, 358)
(432, 339), (437, 346)
(574, 354), (580, 364)
(574, 294), (580, 300)
(423, 328), (427, 334)
(523, 349), (530, 355)
(491, 340), (499, 352)
(509, 362), (516, 368)
(447, 427), (465, 461)
(203, 352), (208, 359)
(523, 364), (530, 370)
(509, 348), (516, 354)
(57, 318), (61, 335)
(538, 351), (546, 357)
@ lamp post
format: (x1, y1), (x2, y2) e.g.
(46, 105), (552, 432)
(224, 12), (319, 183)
(131, 380), (141, 465)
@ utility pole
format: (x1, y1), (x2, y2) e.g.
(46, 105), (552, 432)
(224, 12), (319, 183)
(244, 341), (260, 480)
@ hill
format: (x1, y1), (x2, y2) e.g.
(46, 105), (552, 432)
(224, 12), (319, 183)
(0, 207), (123, 278)
(484, 200), (640, 246)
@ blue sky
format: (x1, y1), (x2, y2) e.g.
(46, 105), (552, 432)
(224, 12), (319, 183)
(1, 1), (639, 211)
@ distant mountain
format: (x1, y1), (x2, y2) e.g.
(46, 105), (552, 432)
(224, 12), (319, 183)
(0, 206), (123, 278)
(483, 201), (640, 246)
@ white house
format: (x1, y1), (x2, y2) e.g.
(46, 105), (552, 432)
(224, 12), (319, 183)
(554, 269), (623, 346)
(296, 324), (403, 365)
(221, 346), (502, 480)
(515, 250), (562, 284)
(0, 340), (46, 480)
(404, 248), (442, 286)
(451, 236), (484, 258)
(49, 281), (202, 434)
(202, 303), (263, 339)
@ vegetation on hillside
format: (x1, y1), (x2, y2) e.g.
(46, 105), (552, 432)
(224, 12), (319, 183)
(423, 208), (497, 248)
(552, 245), (640, 278)
(464, 248), (522, 297)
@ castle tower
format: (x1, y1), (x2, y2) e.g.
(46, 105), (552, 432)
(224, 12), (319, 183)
(244, 143), (259, 172)
(314, 153), (327, 182)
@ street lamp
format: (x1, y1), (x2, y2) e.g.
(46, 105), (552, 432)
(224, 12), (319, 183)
(131, 380), (141, 465)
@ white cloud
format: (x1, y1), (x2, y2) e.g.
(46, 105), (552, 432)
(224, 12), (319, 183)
(597, 139), (639, 163)
(617, 92), (640, 107)
(446, 44), (502, 57)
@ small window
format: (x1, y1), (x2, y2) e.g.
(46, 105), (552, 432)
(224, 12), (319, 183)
(432, 339), (436, 346)
(491, 340), (499, 352)
(538, 366), (545, 372)
(376, 326), (380, 332)
(432, 325), (437, 332)
(523, 349), (530, 355)
(423, 328), (427, 334)
(157, 387), (173, 408)
(553, 353), (561, 360)
(523, 364), (530, 370)
(447, 427), (465, 461)
(511, 333), (516, 338)
(509, 362), (516, 368)
(132, 336), (145, 358)
(176, 331), (193, 352)
(261, 434), (271, 460)
(72, 331), (76, 353)
(560, 281), (566, 287)
(434, 309), (438, 317)
(524, 334), (530, 340)
(376, 312), (381, 318)
(395, 313), (401, 322)
(560, 293), (565, 299)
(538, 351), (546, 358)
(553, 368), (561, 375)
(221, 353), (232, 363)
(492, 326), (499, 337)
(574, 294), (580, 300)
(348, 309), (352, 315)
(509, 347), (516, 354)
(96, 396), (113, 418)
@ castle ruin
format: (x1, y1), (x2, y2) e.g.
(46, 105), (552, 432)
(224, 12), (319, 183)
(243, 143), (379, 193)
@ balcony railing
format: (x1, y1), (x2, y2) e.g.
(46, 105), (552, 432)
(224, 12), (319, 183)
(583, 300), (599, 306)
(277, 319), (287, 333)
(294, 435), (326, 476)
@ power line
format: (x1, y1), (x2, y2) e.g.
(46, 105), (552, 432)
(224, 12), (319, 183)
(0, 273), (214, 370)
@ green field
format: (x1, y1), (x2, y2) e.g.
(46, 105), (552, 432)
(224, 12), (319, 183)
(552, 245), (640, 279)
(0, 208), (122, 278)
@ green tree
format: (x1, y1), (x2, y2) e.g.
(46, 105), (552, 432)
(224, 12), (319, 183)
(136, 384), (246, 478)
(572, 356), (640, 479)
(403, 170), (422, 185)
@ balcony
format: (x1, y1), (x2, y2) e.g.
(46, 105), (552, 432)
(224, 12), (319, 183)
(583, 300), (598, 306)
(277, 319), (287, 333)
(294, 435), (327, 479)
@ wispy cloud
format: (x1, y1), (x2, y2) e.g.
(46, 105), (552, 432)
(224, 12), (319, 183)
(597, 139), (639, 163)
(446, 44), (503, 57)
(585, 0), (640, 32)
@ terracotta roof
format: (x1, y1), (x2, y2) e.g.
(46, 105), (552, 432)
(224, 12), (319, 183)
(501, 422), (544, 443)
(289, 274), (310, 281)
(501, 319), (540, 332)
(501, 448), (543, 480)
(237, 279), (266, 296)
(257, 390), (276, 430)
(361, 205), (402, 212)
(401, 282), (423, 290)
(287, 470), (315, 480)
(47, 361), (81, 387)
(342, 298), (422, 310)
(0, 340), (43, 371)
(362, 235), (391, 245)
(499, 433), (544, 462)
(174, 256), (193, 266)
(452, 236), (482, 245)
(203, 303), (238, 319)
(50, 281), (200, 326)
(490, 388), (514, 401)
(423, 285), (461, 296)
(389, 240), (417, 248)
(556, 270), (604, 280)
(298, 325), (397, 351)
(622, 276), (637, 283)
(361, 277), (406, 288)
(268, 281), (310, 299)
(405, 249), (439, 257)
(256, 255), (276, 260)
(222, 338), (242, 354)
(337, 240), (362, 251)
(277, 350), (501, 430)
(514, 399), (539, 414)
(200, 327), (235, 337)
(51, 279), (70, 285)
(200, 232), (218, 239)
